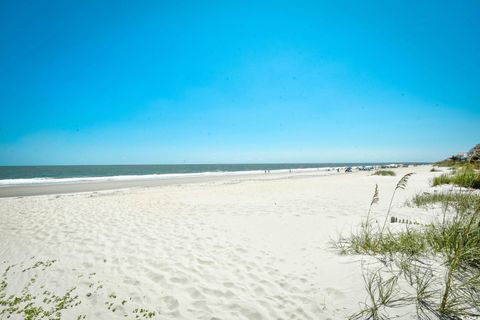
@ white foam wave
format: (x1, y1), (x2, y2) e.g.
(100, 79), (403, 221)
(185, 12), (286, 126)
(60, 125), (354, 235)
(0, 167), (342, 186)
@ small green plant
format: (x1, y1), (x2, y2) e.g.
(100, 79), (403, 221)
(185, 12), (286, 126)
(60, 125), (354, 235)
(0, 260), (159, 319)
(373, 170), (396, 176)
(0, 260), (84, 320)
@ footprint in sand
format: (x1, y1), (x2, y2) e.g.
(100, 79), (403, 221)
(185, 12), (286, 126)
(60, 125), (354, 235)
(158, 295), (179, 311)
(170, 276), (189, 285)
(187, 287), (204, 299)
(254, 286), (266, 295)
(325, 287), (346, 299)
(146, 270), (165, 283)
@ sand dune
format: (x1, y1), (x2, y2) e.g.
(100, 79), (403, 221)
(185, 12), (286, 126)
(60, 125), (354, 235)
(0, 166), (437, 319)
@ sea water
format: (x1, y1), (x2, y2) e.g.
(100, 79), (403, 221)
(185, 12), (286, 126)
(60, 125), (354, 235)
(0, 163), (422, 185)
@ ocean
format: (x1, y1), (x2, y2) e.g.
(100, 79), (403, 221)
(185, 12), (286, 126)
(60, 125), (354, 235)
(0, 163), (422, 185)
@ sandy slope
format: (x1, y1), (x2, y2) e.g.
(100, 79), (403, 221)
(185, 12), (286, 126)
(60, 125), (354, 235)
(0, 165), (438, 319)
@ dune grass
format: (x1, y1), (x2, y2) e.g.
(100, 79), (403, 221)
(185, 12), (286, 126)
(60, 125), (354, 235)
(409, 192), (480, 214)
(432, 174), (451, 186)
(434, 159), (460, 167)
(334, 174), (480, 319)
(434, 158), (480, 168)
(373, 170), (396, 176)
(432, 168), (480, 189)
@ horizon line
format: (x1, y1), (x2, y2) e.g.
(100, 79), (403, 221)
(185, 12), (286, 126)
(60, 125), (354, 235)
(0, 161), (432, 167)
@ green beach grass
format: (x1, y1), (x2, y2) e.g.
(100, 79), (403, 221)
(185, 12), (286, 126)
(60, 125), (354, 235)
(373, 170), (396, 176)
(334, 172), (480, 319)
(432, 167), (480, 189)
(409, 191), (480, 214)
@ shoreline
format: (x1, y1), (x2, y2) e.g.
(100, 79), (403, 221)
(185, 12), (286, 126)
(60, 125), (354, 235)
(0, 163), (427, 185)
(0, 164), (427, 198)
(0, 167), (342, 198)
(0, 167), (336, 186)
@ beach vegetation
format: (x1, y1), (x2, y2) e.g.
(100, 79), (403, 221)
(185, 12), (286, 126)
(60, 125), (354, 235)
(334, 173), (480, 319)
(0, 260), (158, 319)
(0, 260), (83, 320)
(373, 170), (396, 176)
(408, 191), (480, 214)
(434, 158), (461, 167)
(434, 144), (480, 169)
(432, 174), (451, 186)
(432, 167), (480, 189)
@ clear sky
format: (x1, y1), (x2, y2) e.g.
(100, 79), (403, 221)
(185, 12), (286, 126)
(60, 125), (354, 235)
(1, 1), (479, 165)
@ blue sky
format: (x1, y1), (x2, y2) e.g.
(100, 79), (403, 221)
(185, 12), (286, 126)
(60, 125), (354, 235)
(0, 1), (479, 165)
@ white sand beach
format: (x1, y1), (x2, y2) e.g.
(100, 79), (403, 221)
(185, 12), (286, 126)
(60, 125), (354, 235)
(0, 165), (439, 319)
